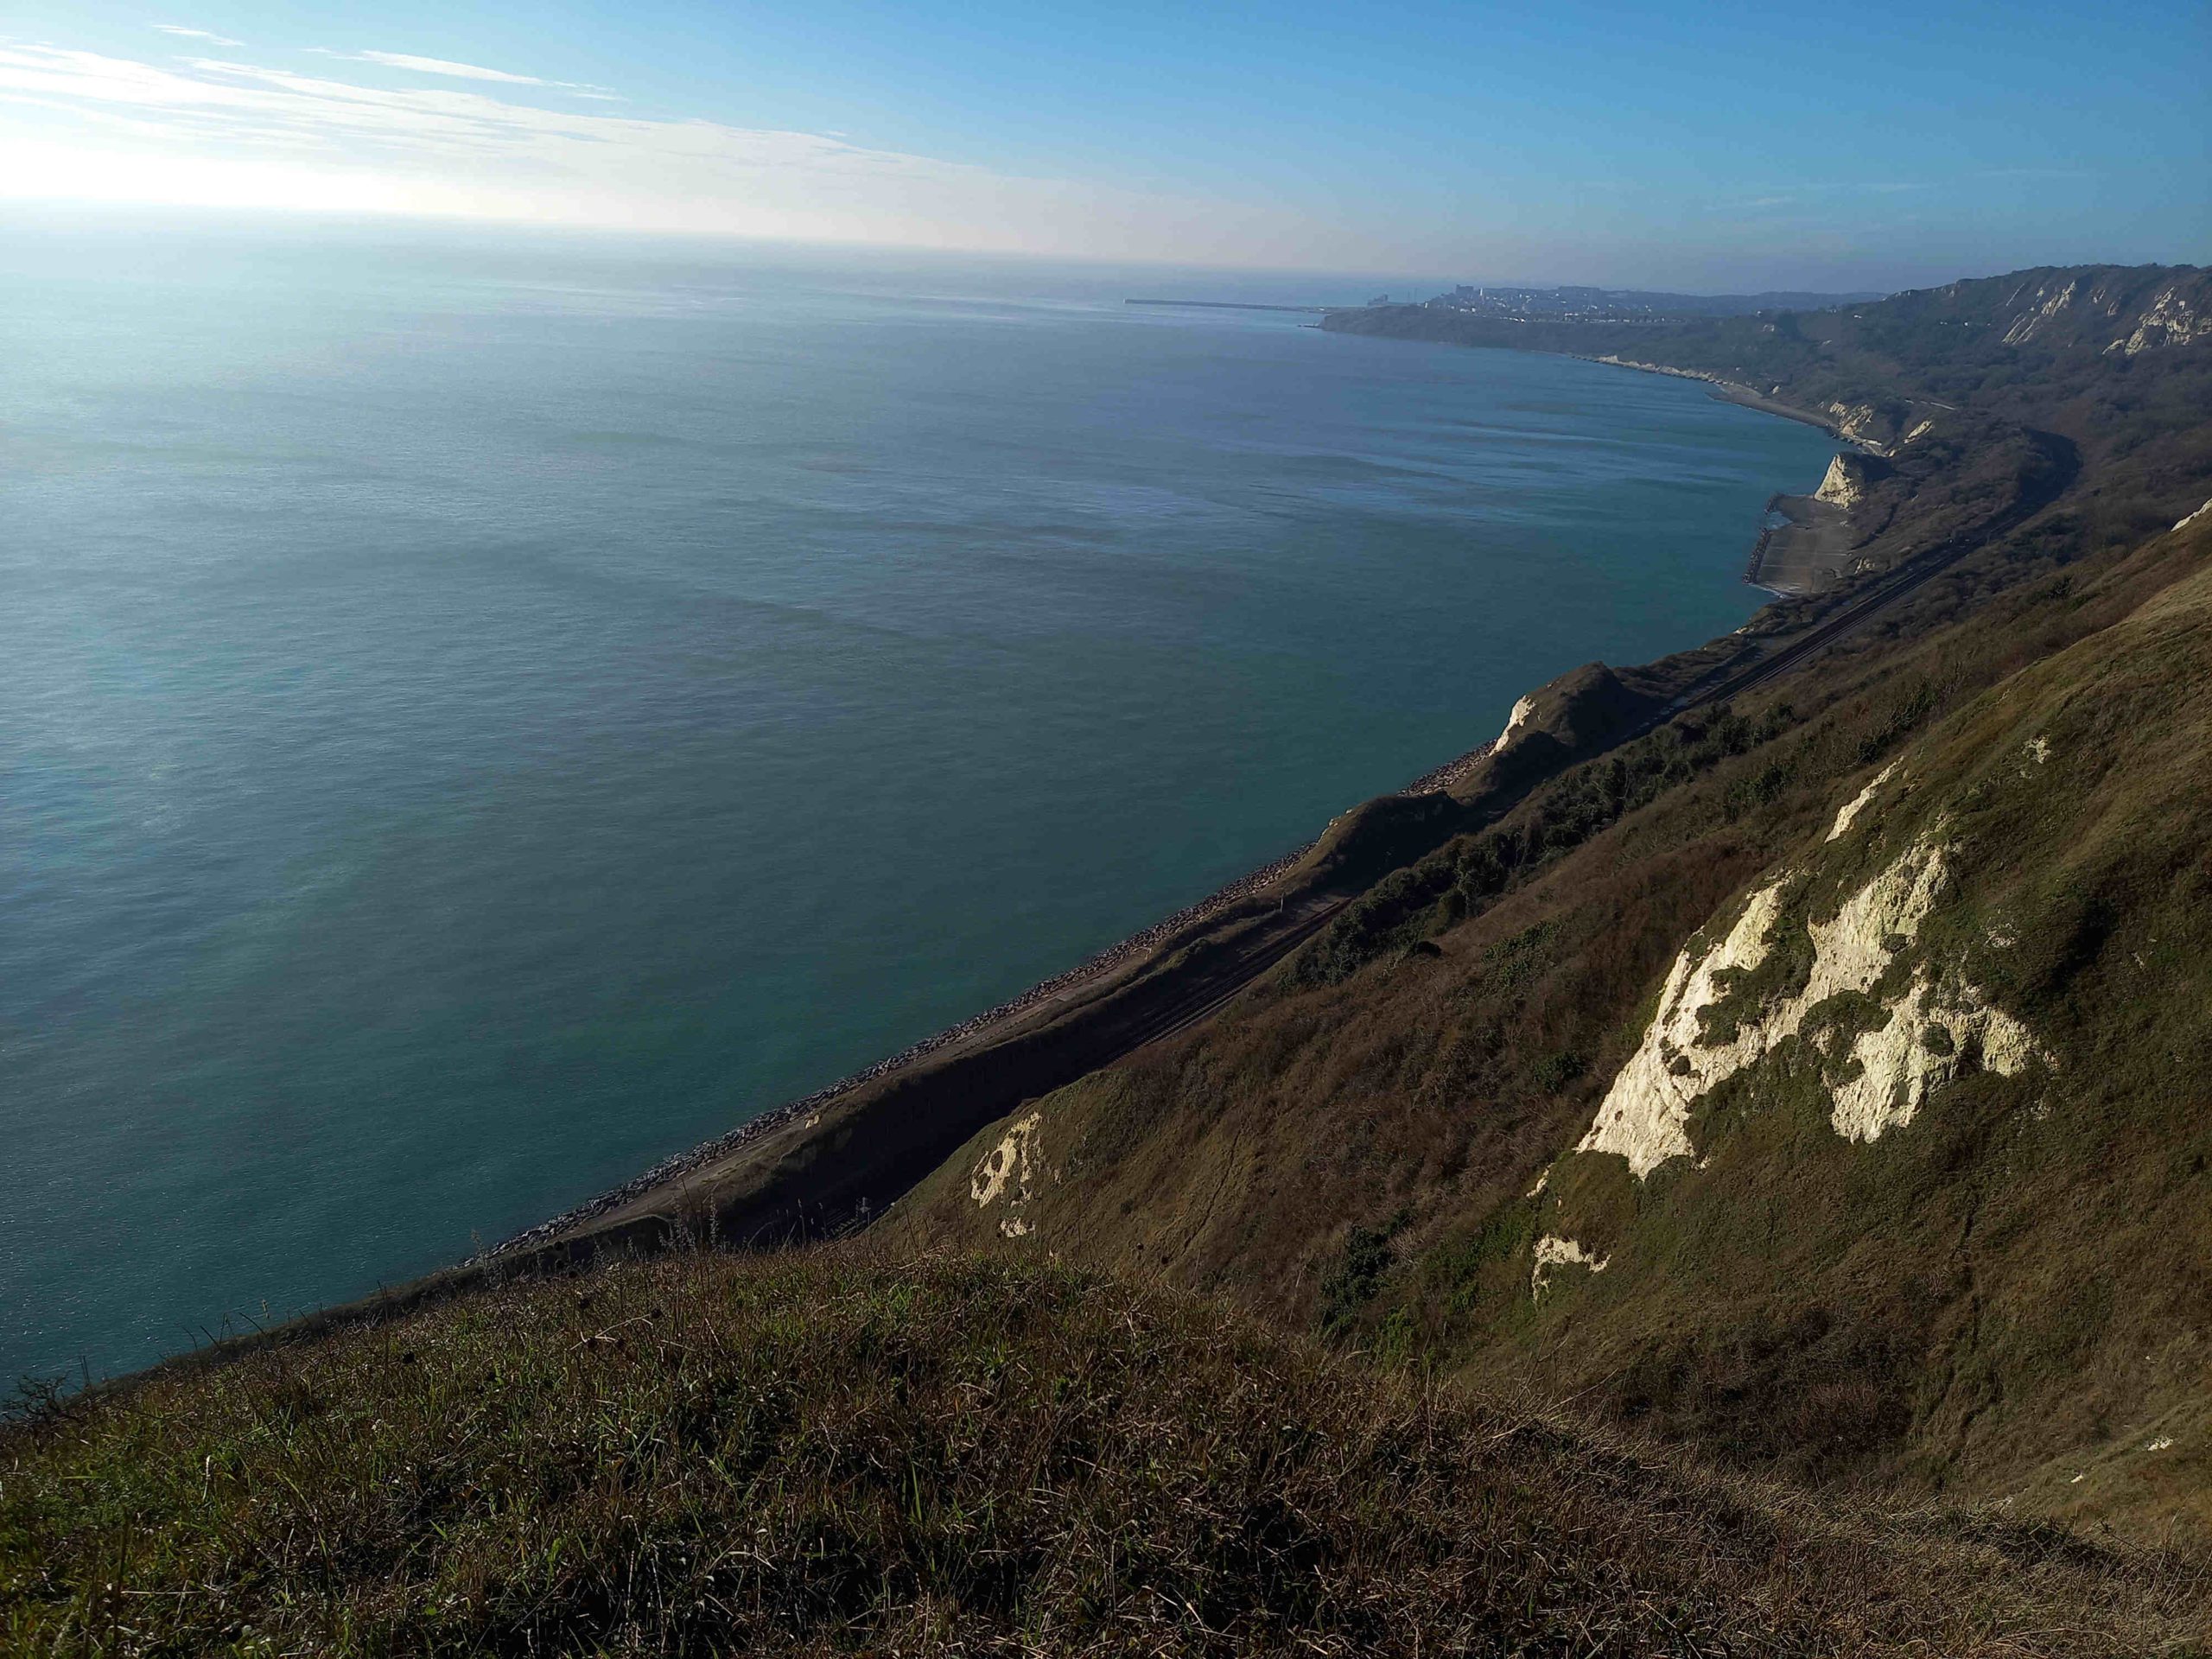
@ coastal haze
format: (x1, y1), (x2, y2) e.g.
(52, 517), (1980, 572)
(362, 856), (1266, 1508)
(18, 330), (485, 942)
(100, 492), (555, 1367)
(0, 216), (1835, 1383)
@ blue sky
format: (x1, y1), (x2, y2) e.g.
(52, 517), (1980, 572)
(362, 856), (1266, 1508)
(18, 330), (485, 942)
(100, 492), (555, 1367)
(3, 0), (2206, 287)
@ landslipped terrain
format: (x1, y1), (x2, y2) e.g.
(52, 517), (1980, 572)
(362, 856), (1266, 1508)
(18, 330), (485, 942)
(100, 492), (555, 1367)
(7, 265), (2211, 1652)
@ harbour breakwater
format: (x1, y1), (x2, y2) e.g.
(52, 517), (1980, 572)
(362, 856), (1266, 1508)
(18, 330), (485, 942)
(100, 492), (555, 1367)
(1745, 493), (1787, 588)
(1126, 298), (1344, 315)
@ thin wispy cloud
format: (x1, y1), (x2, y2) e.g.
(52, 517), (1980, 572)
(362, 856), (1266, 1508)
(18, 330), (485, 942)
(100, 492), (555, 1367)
(0, 41), (1309, 262)
(1718, 179), (1936, 216)
(153, 25), (243, 48)
(353, 50), (552, 86)
(306, 48), (610, 94)
(305, 48), (614, 95)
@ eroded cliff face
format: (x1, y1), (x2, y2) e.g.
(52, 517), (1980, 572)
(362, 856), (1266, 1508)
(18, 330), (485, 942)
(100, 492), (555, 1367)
(1516, 526), (2212, 1529)
(2001, 276), (2083, 346)
(1486, 664), (1653, 762)
(1492, 695), (1536, 753)
(1568, 812), (2044, 1183)
(1811, 451), (1891, 508)
(2109, 281), (2212, 356)
(1975, 266), (2212, 360)
(1812, 454), (1859, 507)
(1821, 401), (1897, 454)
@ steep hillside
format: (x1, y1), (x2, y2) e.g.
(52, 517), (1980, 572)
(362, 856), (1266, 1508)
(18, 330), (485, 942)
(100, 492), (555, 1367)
(887, 497), (2212, 1541)
(498, 270), (2203, 1283)
(4, 1250), (2205, 1656)
(461, 274), (2212, 1559)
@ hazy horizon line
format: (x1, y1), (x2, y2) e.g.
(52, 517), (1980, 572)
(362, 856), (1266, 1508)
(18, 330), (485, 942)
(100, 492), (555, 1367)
(14, 196), (2199, 302)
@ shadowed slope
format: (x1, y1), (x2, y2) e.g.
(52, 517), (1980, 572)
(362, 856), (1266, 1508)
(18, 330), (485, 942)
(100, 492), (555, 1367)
(3, 1250), (2204, 1656)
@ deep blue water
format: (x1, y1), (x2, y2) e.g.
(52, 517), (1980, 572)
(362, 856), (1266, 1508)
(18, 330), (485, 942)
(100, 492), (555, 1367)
(0, 215), (1834, 1383)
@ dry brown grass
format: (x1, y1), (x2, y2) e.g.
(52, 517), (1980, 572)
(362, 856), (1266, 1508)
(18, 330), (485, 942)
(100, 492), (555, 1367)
(5, 1247), (2205, 1656)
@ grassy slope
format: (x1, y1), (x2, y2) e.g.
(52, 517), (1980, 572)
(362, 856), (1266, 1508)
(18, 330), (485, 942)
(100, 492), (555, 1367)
(4, 1249), (2207, 1656)
(885, 495), (2212, 1541)
(877, 275), (2212, 1542)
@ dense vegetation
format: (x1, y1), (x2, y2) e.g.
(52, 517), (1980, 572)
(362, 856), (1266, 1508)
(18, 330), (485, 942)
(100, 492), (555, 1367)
(1295, 697), (1806, 986)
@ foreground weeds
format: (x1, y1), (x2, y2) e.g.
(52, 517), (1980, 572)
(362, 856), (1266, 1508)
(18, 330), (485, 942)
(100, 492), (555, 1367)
(2, 1249), (2203, 1656)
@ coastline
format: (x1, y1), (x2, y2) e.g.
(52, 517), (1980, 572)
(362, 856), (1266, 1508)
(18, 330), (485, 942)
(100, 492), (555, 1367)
(493, 364), (1840, 1262)
(1579, 353), (1845, 441)
(480, 834), (1321, 1259)
(486, 717), (1529, 1261)
(25, 258), (2207, 1637)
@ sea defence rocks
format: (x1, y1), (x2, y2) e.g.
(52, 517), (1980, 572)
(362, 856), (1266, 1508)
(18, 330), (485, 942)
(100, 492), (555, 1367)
(1745, 497), (1852, 594)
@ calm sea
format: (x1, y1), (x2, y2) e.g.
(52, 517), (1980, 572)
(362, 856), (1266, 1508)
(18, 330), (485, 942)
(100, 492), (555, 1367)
(0, 213), (1833, 1383)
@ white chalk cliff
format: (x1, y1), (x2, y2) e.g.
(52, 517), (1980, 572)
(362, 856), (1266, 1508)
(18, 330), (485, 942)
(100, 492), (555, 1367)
(1814, 454), (1866, 508)
(1575, 798), (2044, 1179)
(2111, 283), (2212, 357)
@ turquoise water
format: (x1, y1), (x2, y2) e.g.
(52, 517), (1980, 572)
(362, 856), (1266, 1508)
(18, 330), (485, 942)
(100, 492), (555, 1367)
(0, 214), (1833, 1384)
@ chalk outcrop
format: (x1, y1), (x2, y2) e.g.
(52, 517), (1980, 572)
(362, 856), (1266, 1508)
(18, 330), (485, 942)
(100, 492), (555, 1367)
(2003, 277), (2081, 346)
(1576, 828), (2044, 1179)
(1575, 882), (1785, 1177)
(1531, 1235), (1609, 1300)
(1815, 454), (1864, 508)
(1827, 762), (1901, 841)
(2111, 283), (2212, 356)
(1494, 696), (1536, 753)
(1812, 451), (1892, 510)
(1827, 965), (2041, 1144)
(971, 1110), (1042, 1208)
(1821, 401), (1895, 455)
